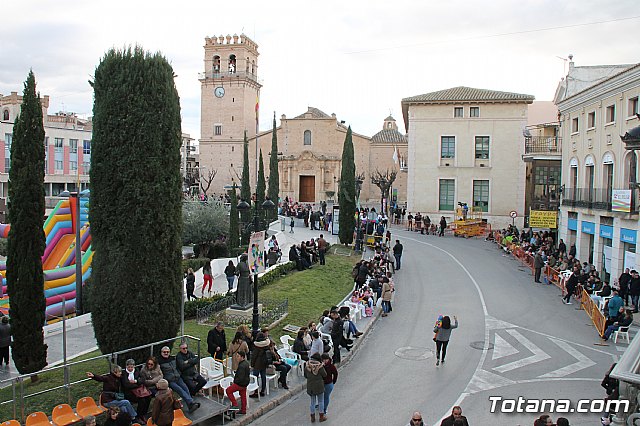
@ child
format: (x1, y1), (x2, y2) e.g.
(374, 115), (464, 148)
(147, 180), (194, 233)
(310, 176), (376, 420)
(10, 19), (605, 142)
(363, 296), (373, 317)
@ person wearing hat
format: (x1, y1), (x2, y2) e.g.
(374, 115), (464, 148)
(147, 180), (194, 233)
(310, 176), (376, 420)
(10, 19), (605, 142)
(152, 379), (180, 426)
(250, 332), (270, 398)
(305, 353), (327, 422)
(0, 316), (11, 367)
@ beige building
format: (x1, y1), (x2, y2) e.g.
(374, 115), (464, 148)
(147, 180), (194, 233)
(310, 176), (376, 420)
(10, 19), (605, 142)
(402, 86), (534, 228)
(251, 109), (407, 205)
(555, 60), (640, 281)
(197, 33), (406, 206)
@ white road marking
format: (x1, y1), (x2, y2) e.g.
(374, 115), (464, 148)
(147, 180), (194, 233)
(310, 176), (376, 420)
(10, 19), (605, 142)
(539, 338), (596, 378)
(492, 333), (519, 361)
(493, 329), (550, 373)
(466, 368), (515, 393)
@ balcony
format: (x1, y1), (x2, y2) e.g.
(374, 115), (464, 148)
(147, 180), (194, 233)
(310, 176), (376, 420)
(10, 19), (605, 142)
(524, 136), (562, 155)
(562, 187), (639, 213)
(198, 70), (262, 85)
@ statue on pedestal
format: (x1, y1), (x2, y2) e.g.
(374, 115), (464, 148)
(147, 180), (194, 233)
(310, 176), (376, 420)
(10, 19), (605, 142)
(234, 253), (253, 309)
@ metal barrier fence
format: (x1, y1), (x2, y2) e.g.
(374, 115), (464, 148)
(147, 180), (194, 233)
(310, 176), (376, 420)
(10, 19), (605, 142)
(0, 335), (201, 423)
(492, 233), (605, 337)
(195, 294), (236, 324)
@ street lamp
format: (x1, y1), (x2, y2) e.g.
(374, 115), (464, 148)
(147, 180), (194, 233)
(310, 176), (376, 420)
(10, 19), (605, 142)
(236, 198), (276, 334)
(59, 188), (89, 315)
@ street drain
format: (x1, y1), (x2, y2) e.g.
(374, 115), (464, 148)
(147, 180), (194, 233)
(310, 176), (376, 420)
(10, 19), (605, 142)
(470, 341), (494, 350)
(394, 346), (434, 361)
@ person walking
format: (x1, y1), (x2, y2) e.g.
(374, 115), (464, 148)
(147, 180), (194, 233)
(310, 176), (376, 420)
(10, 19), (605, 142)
(381, 278), (393, 317)
(393, 240), (403, 271)
(0, 316), (11, 367)
(534, 250), (544, 283)
(185, 268), (197, 301)
(317, 234), (327, 265)
(202, 259), (213, 296)
(226, 351), (250, 415)
(440, 406), (469, 426)
(563, 267), (580, 305)
(304, 353), (327, 423)
(439, 216), (447, 237)
(408, 412), (424, 426)
(321, 353), (337, 415)
(224, 260), (236, 292)
(433, 315), (458, 366)
(290, 216), (295, 233)
(619, 268), (632, 306)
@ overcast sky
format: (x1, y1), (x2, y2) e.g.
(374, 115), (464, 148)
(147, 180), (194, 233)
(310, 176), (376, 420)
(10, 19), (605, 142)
(1, 1), (638, 139)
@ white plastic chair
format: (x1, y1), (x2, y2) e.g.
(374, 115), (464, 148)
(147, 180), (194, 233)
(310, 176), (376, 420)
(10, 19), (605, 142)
(614, 326), (630, 344)
(278, 348), (304, 376)
(345, 301), (363, 320)
(341, 305), (357, 323)
(218, 376), (235, 403)
(264, 370), (279, 394)
(280, 335), (294, 350)
(598, 295), (613, 312)
(247, 375), (260, 400)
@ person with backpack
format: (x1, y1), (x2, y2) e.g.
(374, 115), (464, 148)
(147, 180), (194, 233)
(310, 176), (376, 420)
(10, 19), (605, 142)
(433, 315), (458, 366)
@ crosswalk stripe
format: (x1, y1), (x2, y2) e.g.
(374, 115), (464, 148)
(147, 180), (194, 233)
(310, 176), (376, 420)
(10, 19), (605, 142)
(492, 333), (519, 361)
(493, 329), (550, 373)
(539, 339), (595, 378)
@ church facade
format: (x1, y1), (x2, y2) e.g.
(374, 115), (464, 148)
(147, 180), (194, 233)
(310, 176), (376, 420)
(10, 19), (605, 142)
(198, 33), (406, 207)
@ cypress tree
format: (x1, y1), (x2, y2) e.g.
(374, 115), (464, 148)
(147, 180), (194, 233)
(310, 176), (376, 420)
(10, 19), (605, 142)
(256, 150), (266, 230)
(89, 47), (182, 355)
(267, 114), (279, 221)
(7, 70), (48, 374)
(240, 131), (251, 225)
(338, 126), (356, 245)
(228, 186), (239, 250)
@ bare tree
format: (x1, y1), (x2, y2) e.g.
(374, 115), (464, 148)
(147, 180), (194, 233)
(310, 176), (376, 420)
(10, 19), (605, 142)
(370, 168), (397, 215)
(200, 168), (218, 196)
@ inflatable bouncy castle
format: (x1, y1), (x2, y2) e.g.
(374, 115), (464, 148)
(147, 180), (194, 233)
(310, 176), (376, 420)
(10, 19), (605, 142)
(0, 193), (93, 320)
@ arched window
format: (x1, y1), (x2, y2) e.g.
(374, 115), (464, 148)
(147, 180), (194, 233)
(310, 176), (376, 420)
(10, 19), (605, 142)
(2, 110), (8, 121)
(252, 60), (255, 74)
(602, 152), (615, 200)
(246, 57), (250, 73)
(213, 56), (220, 73)
(304, 130), (311, 145)
(585, 155), (595, 201)
(229, 55), (236, 73)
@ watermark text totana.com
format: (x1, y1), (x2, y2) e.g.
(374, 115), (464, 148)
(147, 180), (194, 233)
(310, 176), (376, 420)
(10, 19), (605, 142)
(488, 396), (630, 414)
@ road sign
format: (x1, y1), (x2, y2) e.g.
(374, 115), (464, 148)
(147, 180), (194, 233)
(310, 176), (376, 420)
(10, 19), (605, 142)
(509, 211), (517, 218)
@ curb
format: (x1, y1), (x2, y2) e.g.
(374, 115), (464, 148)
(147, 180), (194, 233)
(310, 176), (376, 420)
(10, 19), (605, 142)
(231, 296), (383, 425)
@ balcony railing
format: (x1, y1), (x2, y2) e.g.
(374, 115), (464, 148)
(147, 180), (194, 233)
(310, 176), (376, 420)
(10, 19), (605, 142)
(524, 136), (562, 155)
(562, 187), (639, 213)
(198, 70), (261, 84)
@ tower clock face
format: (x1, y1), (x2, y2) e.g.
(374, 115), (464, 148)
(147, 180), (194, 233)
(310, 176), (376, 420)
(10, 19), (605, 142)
(214, 87), (225, 98)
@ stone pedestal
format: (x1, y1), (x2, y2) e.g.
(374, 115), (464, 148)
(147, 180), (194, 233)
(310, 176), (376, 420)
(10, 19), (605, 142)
(225, 304), (263, 321)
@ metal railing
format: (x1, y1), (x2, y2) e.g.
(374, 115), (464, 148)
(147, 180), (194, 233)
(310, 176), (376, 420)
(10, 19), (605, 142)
(0, 335), (201, 423)
(195, 294), (236, 324)
(197, 70), (261, 84)
(562, 187), (639, 213)
(524, 136), (562, 155)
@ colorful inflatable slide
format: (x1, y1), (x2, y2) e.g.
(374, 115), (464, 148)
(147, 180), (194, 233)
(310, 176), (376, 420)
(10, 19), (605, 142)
(0, 195), (93, 320)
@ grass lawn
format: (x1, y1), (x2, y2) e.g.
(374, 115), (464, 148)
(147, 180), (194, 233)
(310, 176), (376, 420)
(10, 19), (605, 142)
(0, 251), (357, 422)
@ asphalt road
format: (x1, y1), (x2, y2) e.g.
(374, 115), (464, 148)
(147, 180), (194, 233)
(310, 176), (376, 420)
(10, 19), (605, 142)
(251, 226), (622, 426)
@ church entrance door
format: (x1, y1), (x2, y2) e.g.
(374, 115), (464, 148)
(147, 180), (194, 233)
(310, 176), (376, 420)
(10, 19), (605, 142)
(299, 176), (315, 202)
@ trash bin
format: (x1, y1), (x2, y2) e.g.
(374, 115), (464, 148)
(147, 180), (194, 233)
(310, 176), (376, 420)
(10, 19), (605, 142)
(281, 218), (286, 231)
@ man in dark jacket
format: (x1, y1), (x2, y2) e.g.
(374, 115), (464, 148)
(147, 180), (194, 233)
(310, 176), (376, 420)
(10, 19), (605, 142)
(440, 406), (469, 426)
(207, 322), (227, 360)
(630, 270), (640, 313)
(619, 268), (632, 306)
(533, 251), (544, 283)
(563, 267), (580, 305)
(176, 343), (206, 396)
(226, 351), (250, 414)
(158, 346), (199, 412)
(393, 240), (403, 270)
(330, 311), (344, 364)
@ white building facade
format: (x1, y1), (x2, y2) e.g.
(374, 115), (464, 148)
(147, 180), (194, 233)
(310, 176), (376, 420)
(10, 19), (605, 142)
(556, 62), (640, 282)
(402, 87), (534, 229)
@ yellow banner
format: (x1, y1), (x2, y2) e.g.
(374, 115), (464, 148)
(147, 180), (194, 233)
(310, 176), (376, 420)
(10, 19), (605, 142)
(529, 210), (557, 229)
